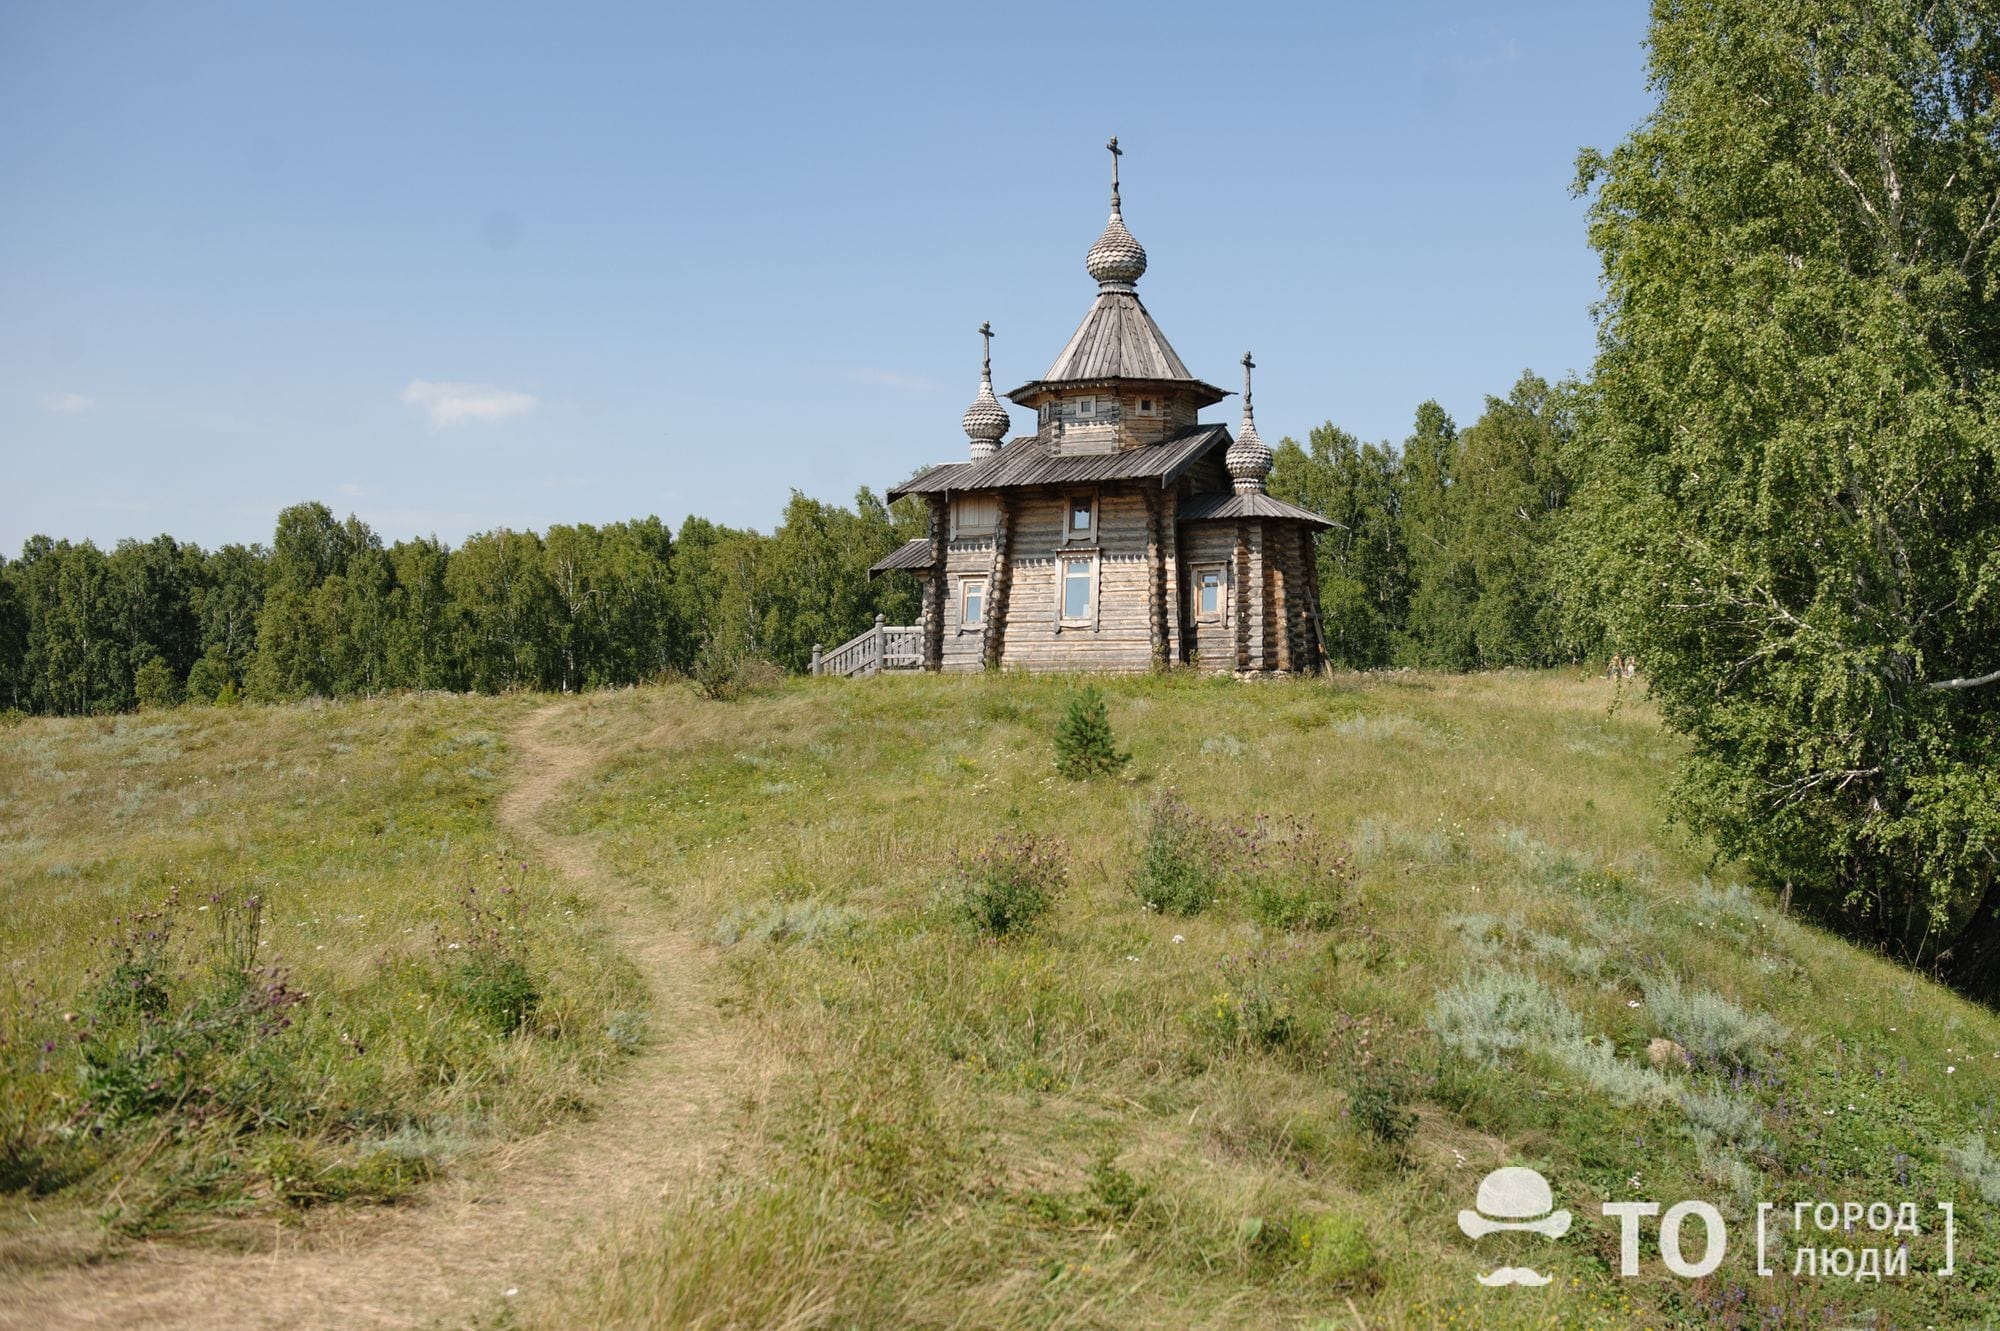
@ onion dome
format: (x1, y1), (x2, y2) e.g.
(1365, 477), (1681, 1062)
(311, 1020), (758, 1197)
(963, 321), (1010, 460)
(1226, 352), (1273, 494)
(1086, 136), (1148, 290)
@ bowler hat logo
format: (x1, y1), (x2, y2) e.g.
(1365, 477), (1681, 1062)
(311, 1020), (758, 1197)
(1459, 1166), (1570, 1286)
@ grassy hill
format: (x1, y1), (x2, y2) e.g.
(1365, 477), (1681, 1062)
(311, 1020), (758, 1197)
(3, 671), (1997, 1329)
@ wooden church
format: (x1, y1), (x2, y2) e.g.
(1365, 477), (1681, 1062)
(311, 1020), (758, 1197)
(856, 138), (1330, 677)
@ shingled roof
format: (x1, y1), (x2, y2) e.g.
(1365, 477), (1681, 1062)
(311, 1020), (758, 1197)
(1005, 291), (1229, 407)
(867, 537), (934, 579)
(1177, 490), (1334, 528)
(888, 423), (1232, 500)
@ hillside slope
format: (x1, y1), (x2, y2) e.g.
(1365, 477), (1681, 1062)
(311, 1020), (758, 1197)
(1, 672), (1996, 1329)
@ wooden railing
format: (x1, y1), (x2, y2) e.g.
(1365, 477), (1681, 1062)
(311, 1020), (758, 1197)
(810, 614), (923, 677)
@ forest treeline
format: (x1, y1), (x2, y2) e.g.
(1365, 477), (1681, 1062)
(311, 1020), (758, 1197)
(0, 492), (923, 714)
(0, 370), (1591, 716)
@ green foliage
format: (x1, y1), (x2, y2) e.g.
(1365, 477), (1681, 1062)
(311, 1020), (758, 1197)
(1641, 974), (1787, 1071)
(1568, 0), (2000, 998)
(1131, 791), (1224, 915)
(132, 656), (180, 709)
(1052, 684), (1128, 780)
(947, 834), (1065, 939)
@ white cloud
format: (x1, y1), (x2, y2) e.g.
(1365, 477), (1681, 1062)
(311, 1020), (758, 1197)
(399, 379), (538, 428)
(337, 482), (365, 497)
(41, 392), (94, 415)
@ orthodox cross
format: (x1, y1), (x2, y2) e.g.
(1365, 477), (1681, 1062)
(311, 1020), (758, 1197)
(979, 320), (995, 381)
(1107, 135), (1122, 210)
(1242, 352), (1256, 417)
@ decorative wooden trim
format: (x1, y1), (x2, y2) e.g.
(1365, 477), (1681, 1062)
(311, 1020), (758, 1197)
(1144, 488), (1166, 668)
(924, 497), (948, 671)
(982, 494), (1015, 669)
(1162, 487), (1182, 663)
(1233, 522), (1251, 672)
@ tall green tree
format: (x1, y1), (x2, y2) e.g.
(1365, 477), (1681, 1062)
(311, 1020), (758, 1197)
(1572, 0), (2000, 995)
(1397, 401), (1478, 669)
(1269, 424), (1408, 667)
(17, 538), (126, 714)
(1453, 373), (1577, 667)
(0, 556), (27, 712)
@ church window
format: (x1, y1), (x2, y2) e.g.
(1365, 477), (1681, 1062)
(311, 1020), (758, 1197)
(1195, 565), (1227, 622)
(1061, 557), (1094, 624)
(1066, 494), (1095, 540)
(961, 577), (986, 628)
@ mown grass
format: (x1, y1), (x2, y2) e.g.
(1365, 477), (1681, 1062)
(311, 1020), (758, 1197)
(0, 694), (644, 1257)
(526, 669), (2000, 1330)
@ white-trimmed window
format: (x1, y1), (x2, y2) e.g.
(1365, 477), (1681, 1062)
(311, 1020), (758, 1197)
(1066, 493), (1096, 541)
(952, 494), (997, 538)
(1194, 564), (1227, 623)
(1072, 396), (1095, 418)
(1060, 555), (1095, 625)
(1136, 396), (1157, 416)
(960, 576), (987, 629)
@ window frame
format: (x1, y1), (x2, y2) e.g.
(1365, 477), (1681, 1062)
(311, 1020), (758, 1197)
(1057, 552), (1098, 629)
(1136, 396), (1157, 417)
(1193, 563), (1228, 625)
(1064, 491), (1098, 543)
(959, 575), (988, 631)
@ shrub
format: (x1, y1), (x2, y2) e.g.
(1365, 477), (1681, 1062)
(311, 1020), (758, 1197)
(714, 898), (860, 948)
(1942, 1133), (2000, 1207)
(1679, 1087), (1772, 1156)
(1300, 1211), (1376, 1288)
(1428, 971), (1582, 1064)
(1239, 816), (1355, 932)
(1053, 684), (1129, 779)
(447, 953), (540, 1035)
(948, 834), (1066, 939)
(1345, 1073), (1416, 1148)
(1132, 792), (1225, 915)
(1642, 974), (1786, 1070)
(692, 640), (779, 702)
(436, 883), (542, 1035)
(133, 657), (181, 710)
(1194, 950), (1298, 1055)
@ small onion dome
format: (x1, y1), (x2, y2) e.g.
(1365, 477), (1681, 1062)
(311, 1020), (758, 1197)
(1227, 350), (1272, 493)
(1086, 210), (1148, 289)
(1226, 419), (1273, 494)
(962, 378), (1010, 459)
(963, 320), (1010, 460)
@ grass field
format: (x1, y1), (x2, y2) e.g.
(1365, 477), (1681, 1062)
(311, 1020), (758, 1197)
(3, 670), (1998, 1329)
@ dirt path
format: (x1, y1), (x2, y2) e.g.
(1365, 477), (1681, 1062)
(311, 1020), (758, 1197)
(1, 701), (740, 1330)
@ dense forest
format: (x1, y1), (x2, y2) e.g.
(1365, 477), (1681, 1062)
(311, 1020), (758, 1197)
(0, 371), (1594, 717)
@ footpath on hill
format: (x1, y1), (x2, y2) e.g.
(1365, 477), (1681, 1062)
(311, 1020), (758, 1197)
(0, 702), (739, 1331)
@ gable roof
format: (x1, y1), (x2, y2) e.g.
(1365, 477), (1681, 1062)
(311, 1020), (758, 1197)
(868, 537), (934, 578)
(888, 423), (1231, 500)
(1005, 291), (1228, 407)
(1177, 490), (1334, 528)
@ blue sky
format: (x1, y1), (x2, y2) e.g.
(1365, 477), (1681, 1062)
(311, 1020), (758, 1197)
(0, 2), (1653, 552)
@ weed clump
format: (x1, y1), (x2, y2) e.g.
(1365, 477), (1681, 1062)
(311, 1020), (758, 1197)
(948, 834), (1066, 940)
(1133, 792), (1225, 915)
(1053, 684), (1129, 780)
(1131, 794), (1355, 926)
(437, 884), (542, 1035)
(1641, 974), (1786, 1070)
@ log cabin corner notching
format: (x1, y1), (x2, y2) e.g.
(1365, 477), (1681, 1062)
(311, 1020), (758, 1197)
(867, 138), (1330, 676)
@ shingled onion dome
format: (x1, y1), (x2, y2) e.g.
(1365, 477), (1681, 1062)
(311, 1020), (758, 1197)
(1226, 352), (1273, 495)
(1085, 136), (1148, 291)
(962, 320), (1011, 461)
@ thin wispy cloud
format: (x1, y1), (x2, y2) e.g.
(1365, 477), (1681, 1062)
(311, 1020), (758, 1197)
(337, 482), (366, 497)
(41, 392), (94, 415)
(399, 379), (539, 428)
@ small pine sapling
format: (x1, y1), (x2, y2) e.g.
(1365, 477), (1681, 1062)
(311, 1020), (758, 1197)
(1053, 684), (1130, 780)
